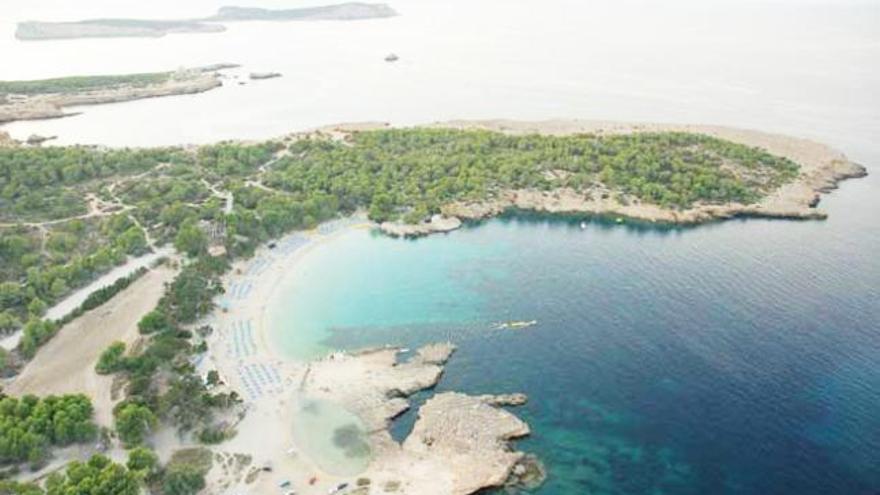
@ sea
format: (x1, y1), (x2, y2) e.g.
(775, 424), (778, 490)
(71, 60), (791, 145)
(2, 0), (879, 493)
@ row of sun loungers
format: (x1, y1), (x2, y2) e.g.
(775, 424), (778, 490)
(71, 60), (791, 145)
(227, 280), (253, 300)
(276, 234), (309, 255)
(245, 256), (272, 276)
(237, 362), (283, 400)
(228, 320), (257, 359)
(317, 217), (361, 235)
(224, 233), (313, 303)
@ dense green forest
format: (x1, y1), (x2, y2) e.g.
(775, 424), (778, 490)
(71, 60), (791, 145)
(0, 72), (172, 96)
(0, 394), (96, 468)
(265, 129), (799, 221)
(0, 449), (207, 495)
(0, 129), (799, 338)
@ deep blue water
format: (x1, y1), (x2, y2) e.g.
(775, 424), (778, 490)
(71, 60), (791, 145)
(271, 169), (880, 494)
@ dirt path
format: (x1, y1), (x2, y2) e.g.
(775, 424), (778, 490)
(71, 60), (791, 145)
(6, 264), (178, 427)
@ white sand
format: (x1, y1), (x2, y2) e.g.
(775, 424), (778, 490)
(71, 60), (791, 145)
(199, 216), (377, 495)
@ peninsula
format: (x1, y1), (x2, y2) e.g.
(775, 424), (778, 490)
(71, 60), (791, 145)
(16, 3), (399, 41)
(0, 64), (236, 124)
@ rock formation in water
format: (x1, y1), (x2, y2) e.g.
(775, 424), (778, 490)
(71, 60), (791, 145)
(249, 72), (283, 80)
(379, 214), (462, 238)
(300, 343), (538, 494)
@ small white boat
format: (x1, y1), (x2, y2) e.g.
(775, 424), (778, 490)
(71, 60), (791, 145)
(495, 320), (538, 330)
(580, 221), (587, 229)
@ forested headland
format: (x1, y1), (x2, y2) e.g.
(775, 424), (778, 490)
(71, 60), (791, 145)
(0, 128), (800, 338)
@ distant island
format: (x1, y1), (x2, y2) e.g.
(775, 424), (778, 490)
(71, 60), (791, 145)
(15, 2), (398, 41)
(0, 64), (236, 124)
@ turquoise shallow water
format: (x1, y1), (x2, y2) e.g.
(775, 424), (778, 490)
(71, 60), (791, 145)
(289, 397), (371, 477)
(270, 227), (504, 359)
(270, 172), (880, 494)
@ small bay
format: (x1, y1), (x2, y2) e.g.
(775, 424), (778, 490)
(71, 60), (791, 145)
(269, 176), (880, 493)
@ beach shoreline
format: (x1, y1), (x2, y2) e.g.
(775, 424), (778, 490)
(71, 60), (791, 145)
(197, 217), (373, 493)
(198, 215), (539, 495)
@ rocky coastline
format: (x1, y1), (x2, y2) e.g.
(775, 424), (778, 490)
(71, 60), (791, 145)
(379, 214), (463, 237)
(298, 343), (538, 494)
(0, 65), (236, 124)
(367, 119), (868, 237)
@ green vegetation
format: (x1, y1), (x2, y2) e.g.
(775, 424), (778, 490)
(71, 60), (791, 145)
(125, 447), (159, 481)
(0, 72), (171, 96)
(0, 394), (96, 468)
(0, 145), (182, 338)
(77, 268), (148, 315)
(95, 342), (126, 375)
(161, 448), (211, 495)
(112, 403), (157, 448)
(0, 129), (799, 343)
(0, 449), (184, 495)
(44, 455), (140, 495)
(266, 129), (799, 219)
(93, 256), (236, 445)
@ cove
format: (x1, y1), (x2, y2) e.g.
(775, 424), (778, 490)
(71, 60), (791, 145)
(268, 203), (880, 494)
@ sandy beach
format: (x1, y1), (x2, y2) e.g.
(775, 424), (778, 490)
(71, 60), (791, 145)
(197, 213), (538, 495)
(197, 216), (375, 494)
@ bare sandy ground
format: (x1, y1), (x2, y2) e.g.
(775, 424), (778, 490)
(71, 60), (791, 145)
(6, 264), (178, 427)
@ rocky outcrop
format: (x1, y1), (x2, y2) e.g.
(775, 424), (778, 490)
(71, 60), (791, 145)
(299, 343), (538, 495)
(379, 214), (462, 238)
(402, 392), (531, 494)
(25, 134), (57, 146)
(248, 72), (282, 80)
(506, 454), (547, 491)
